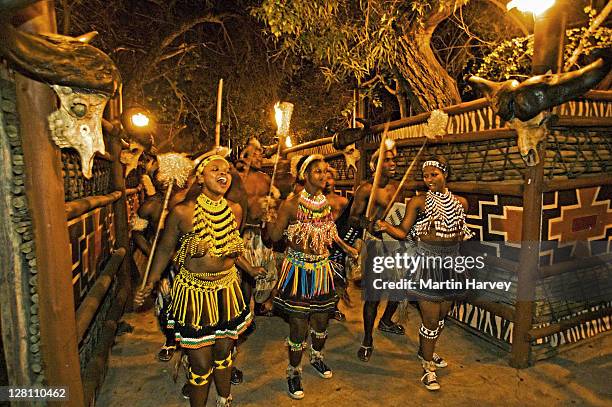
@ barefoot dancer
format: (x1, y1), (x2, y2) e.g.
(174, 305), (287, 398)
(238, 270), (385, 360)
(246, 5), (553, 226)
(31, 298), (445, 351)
(350, 141), (405, 362)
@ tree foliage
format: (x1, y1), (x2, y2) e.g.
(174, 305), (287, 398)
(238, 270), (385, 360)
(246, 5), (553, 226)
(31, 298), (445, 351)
(474, 5), (612, 81)
(57, 0), (352, 150)
(253, 0), (472, 113)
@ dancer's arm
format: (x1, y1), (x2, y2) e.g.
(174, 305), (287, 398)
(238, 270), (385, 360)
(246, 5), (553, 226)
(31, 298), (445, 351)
(146, 207), (183, 286)
(265, 198), (293, 242)
(348, 183), (373, 230)
(376, 196), (423, 240)
(333, 235), (359, 259)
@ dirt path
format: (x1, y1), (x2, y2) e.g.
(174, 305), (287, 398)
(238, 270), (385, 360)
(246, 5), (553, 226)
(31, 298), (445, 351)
(96, 295), (612, 407)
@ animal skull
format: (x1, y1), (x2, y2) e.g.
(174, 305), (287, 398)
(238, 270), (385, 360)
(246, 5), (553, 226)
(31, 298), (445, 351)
(342, 143), (361, 173)
(469, 57), (610, 166)
(506, 112), (550, 167)
(120, 141), (145, 177)
(48, 85), (108, 178)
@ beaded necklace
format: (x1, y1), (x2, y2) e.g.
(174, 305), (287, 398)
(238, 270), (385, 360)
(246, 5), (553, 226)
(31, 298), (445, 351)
(174, 193), (244, 266)
(286, 189), (338, 254)
(412, 190), (473, 240)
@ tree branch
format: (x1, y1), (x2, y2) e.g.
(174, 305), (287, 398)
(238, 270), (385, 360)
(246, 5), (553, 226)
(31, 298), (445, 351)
(158, 43), (199, 62)
(485, 0), (529, 36)
(564, 1), (612, 71)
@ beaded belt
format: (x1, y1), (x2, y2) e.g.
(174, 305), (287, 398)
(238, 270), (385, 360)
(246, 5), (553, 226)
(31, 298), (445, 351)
(177, 266), (237, 289)
(416, 241), (460, 257)
(286, 248), (328, 263)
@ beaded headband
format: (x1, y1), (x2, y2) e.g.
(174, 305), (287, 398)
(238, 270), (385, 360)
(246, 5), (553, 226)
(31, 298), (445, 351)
(196, 155), (229, 175)
(298, 154), (325, 180)
(422, 160), (447, 174)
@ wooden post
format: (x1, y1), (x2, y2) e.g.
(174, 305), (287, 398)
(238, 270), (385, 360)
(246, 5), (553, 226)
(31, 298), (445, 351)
(13, 1), (85, 403)
(510, 142), (545, 368)
(354, 87), (366, 187)
(107, 96), (133, 293)
(510, 3), (566, 368)
(215, 78), (223, 147)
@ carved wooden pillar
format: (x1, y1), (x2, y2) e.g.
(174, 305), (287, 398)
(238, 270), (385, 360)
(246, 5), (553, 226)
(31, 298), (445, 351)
(510, 3), (566, 368)
(12, 0), (85, 403)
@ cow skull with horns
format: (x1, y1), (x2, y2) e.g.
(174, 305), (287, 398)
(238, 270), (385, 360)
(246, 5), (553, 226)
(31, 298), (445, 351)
(469, 55), (610, 166)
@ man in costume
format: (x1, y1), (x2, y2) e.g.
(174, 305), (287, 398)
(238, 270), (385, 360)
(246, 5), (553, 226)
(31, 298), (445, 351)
(324, 166), (353, 321)
(236, 137), (278, 315)
(350, 140), (405, 362)
(132, 162), (193, 363)
(266, 154), (358, 400)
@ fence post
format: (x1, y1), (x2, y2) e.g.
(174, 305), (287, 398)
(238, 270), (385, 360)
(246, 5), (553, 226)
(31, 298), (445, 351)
(13, 1), (85, 403)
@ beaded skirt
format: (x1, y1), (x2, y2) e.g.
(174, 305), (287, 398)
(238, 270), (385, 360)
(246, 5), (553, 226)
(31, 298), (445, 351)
(166, 266), (252, 349)
(404, 241), (468, 301)
(273, 248), (338, 319)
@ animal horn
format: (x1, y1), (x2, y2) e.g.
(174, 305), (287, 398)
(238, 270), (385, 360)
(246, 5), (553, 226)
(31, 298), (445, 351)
(468, 76), (504, 98)
(76, 31), (98, 44)
(513, 56), (611, 121)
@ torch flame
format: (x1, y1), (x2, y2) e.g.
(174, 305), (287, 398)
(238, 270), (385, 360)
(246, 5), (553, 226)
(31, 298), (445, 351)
(274, 101), (294, 136)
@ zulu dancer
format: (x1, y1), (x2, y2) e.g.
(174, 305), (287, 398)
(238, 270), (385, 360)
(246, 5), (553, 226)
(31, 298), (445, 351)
(141, 152), (252, 406)
(324, 166), (354, 322)
(377, 156), (473, 391)
(351, 140), (405, 362)
(266, 155), (358, 400)
(132, 164), (193, 363)
(236, 137), (278, 315)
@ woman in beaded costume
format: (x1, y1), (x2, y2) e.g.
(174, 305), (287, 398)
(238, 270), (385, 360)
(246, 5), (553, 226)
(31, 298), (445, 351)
(377, 156), (473, 391)
(144, 152), (252, 407)
(266, 154), (358, 400)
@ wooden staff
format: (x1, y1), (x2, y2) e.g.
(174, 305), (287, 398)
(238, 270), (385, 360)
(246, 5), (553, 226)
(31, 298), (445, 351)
(215, 78), (223, 147)
(139, 183), (174, 291)
(382, 139), (427, 219)
(264, 140), (283, 222)
(365, 122), (390, 220)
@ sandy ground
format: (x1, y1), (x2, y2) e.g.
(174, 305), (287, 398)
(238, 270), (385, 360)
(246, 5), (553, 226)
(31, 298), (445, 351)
(96, 293), (612, 407)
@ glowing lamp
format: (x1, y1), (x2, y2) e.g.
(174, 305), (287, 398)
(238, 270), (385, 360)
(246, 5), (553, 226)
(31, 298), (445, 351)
(507, 0), (555, 16)
(121, 106), (156, 138)
(131, 112), (150, 127)
(285, 135), (293, 148)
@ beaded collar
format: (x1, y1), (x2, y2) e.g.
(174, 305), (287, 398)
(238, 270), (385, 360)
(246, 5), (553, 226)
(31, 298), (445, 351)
(411, 190), (473, 240)
(174, 193), (244, 265)
(286, 190), (338, 254)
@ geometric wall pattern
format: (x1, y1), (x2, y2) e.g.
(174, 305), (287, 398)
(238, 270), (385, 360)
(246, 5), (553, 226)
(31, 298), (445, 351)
(459, 186), (612, 266)
(67, 204), (116, 309)
(543, 186), (612, 264)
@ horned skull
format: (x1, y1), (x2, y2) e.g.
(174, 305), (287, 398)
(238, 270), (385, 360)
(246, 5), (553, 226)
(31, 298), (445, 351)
(48, 85), (108, 178)
(506, 112), (549, 167)
(120, 141), (145, 177)
(469, 57), (610, 166)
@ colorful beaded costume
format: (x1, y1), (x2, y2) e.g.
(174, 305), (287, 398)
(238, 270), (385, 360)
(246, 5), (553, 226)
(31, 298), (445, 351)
(275, 190), (339, 318)
(167, 193), (250, 348)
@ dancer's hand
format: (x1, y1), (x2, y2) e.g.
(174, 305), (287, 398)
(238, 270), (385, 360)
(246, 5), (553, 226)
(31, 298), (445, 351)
(159, 278), (171, 297)
(249, 266), (267, 279)
(134, 283), (153, 307)
(348, 246), (359, 260)
(374, 220), (389, 232)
